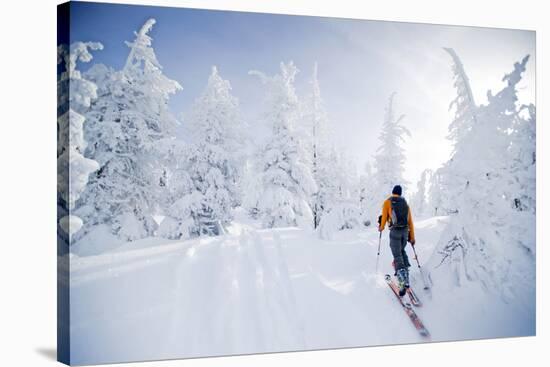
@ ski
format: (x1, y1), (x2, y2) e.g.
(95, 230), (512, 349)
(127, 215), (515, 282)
(384, 274), (430, 338)
(407, 287), (422, 307)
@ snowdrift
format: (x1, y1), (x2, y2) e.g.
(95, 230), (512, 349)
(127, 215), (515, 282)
(64, 215), (534, 365)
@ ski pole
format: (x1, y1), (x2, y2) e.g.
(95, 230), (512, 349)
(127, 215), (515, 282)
(375, 230), (382, 273)
(411, 244), (429, 290)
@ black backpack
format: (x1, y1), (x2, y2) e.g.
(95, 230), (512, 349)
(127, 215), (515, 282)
(390, 196), (409, 228)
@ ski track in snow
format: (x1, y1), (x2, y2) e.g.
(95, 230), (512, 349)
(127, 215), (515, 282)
(65, 215), (531, 365)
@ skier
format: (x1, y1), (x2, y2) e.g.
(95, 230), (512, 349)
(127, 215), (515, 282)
(378, 185), (415, 296)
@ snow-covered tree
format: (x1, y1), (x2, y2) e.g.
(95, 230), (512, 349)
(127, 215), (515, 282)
(155, 141), (199, 240)
(509, 104), (536, 214)
(249, 62), (317, 228)
(182, 66), (244, 236)
(78, 19), (182, 241)
(317, 148), (362, 239)
(426, 168), (451, 216)
(435, 48), (480, 213)
(303, 62), (333, 228)
(57, 42), (102, 241)
(443, 48), (478, 144)
(241, 158), (263, 218)
(330, 148), (359, 201)
(358, 162), (375, 226)
(427, 51), (534, 302)
(410, 169), (433, 218)
(369, 93), (410, 221)
(317, 199), (362, 240)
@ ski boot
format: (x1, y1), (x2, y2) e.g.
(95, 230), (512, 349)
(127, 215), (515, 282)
(396, 268), (409, 297)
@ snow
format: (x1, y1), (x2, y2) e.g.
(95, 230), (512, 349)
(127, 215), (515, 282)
(70, 224), (124, 256)
(65, 214), (533, 365)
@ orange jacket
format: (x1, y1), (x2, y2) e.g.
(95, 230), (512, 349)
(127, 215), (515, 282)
(379, 194), (415, 243)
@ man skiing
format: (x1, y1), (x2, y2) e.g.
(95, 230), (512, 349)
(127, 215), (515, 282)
(378, 185), (415, 296)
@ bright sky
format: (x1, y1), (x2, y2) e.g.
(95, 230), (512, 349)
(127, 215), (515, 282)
(71, 1), (535, 188)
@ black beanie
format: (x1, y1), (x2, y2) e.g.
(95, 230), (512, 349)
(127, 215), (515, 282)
(392, 185), (402, 196)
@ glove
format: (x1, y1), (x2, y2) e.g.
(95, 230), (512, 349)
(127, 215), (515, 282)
(408, 232), (415, 246)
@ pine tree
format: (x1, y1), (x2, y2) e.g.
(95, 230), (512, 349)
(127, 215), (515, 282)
(427, 168), (451, 216)
(370, 93), (410, 220)
(505, 102), (536, 261)
(427, 51), (534, 300)
(443, 48), (478, 144)
(156, 141), (200, 240)
(358, 162), (375, 226)
(78, 19), (182, 241)
(57, 42), (102, 242)
(436, 48), (480, 212)
(249, 62), (317, 228)
(410, 169), (433, 218)
(509, 104), (536, 213)
(317, 148), (362, 239)
(185, 66), (244, 236)
(304, 62), (332, 228)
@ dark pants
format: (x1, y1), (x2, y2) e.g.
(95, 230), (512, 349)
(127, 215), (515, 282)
(389, 227), (411, 271)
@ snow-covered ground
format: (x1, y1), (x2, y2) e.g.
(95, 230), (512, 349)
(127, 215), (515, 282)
(65, 211), (534, 365)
